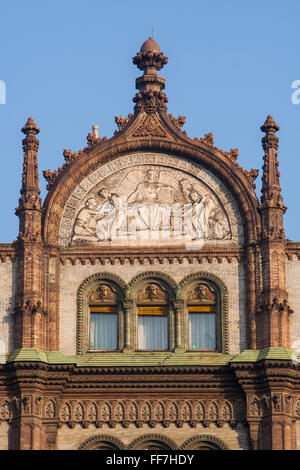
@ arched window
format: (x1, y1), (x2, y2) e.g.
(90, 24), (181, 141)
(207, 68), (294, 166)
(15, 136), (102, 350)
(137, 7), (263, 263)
(186, 282), (218, 350)
(89, 283), (119, 350)
(78, 434), (125, 450)
(127, 434), (177, 450)
(180, 435), (229, 450)
(136, 282), (169, 350)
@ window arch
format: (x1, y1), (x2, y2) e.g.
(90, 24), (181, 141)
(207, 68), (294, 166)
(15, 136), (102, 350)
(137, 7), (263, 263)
(89, 283), (119, 350)
(78, 434), (125, 450)
(77, 273), (126, 354)
(178, 272), (228, 353)
(136, 282), (170, 350)
(180, 434), (229, 450)
(186, 281), (218, 350)
(128, 271), (177, 351)
(127, 434), (177, 450)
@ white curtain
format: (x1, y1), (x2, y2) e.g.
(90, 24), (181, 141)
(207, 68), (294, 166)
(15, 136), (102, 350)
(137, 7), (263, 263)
(90, 313), (117, 350)
(189, 313), (216, 349)
(138, 316), (168, 349)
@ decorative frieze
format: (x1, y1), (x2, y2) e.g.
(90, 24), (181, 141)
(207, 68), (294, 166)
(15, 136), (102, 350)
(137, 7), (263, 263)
(53, 398), (246, 429)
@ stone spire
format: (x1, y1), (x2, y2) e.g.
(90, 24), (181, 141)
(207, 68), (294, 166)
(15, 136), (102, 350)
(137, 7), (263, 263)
(257, 115), (292, 349)
(260, 115), (286, 242)
(132, 37), (169, 114)
(16, 117), (42, 221)
(260, 115), (286, 216)
(14, 117), (45, 350)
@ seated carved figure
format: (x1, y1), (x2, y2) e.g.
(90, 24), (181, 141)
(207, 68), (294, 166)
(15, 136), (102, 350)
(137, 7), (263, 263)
(71, 198), (98, 243)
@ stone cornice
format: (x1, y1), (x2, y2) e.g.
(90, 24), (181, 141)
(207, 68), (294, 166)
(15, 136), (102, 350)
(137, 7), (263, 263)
(0, 244), (16, 262)
(286, 242), (300, 260)
(59, 246), (243, 266)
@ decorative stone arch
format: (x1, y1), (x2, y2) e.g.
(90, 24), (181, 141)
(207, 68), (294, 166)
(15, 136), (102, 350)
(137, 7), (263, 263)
(77, 272), (127, 354)
(180, 401), (192, 421)
(60, 402), (71, 423)
(78, 434), (125, 450)
(167, 401), (179, 421)
(178, 271), (229, 353)
(180, 434), (229, 450)
(221, 400), (233, 421)
(101, 402), (112, 422)
(114, 402), (125, 422)
(87, 402), (98, 421)
(153, 401), (165, 420)
(127, 271), (177, 351)
(141, 401), (151, 421)
(207, 401), (219, 421)
(44, 399), (56, 418)
(128, 401), (138, 421)
(127, 271), (177, 300)
(74, 402), (84, 422)
(43, 142), (260, 247)
(127, 433), (178, 450)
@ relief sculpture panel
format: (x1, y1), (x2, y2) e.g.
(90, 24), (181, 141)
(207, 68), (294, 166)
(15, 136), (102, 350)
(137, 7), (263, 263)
(59, 153), (243, 248)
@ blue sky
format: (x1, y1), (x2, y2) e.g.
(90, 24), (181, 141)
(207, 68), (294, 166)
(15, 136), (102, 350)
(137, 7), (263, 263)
(1, 0), (300, 242)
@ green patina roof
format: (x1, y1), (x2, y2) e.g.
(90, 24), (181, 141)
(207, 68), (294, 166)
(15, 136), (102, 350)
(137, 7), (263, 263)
(4, 347), (299, 368)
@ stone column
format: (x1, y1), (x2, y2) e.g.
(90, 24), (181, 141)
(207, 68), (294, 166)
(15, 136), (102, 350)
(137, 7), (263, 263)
(122, 300), (133, 352)
(173, 300), (184, 351)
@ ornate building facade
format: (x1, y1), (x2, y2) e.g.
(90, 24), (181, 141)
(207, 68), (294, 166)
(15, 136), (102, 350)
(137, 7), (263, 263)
(0, 37), (300, 450)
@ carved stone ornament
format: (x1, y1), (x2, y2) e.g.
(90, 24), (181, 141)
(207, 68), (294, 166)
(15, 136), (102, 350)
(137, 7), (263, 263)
(167, 114), (186, 131)
(74, 403), (84, 421)
(0, 402), (9, 420)
(115, 114), (134, 132)
(132, 114), (167, 138)
(250, 398), (260, 417)
(187, 283), (216, 303)
(89, 284), (117, 303)
(45, 400), (55, 418)
(88, 403), (97, 421)
(60, 404), (70, 422)
(58, 153), (244, 249)
(295, 399), (300, 417)
(136, 283), (168, 303)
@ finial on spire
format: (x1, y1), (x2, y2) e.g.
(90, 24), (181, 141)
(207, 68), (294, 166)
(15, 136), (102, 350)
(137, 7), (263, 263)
(132, 38), (168, 114)
(261, 115), (280, 135)
(261, 114), (279, 152)
(21, 117), (40, 136)
(134, 37), (167, 72)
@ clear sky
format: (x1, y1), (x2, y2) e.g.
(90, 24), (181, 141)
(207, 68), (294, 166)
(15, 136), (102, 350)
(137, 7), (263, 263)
(1, 0), (300, 242)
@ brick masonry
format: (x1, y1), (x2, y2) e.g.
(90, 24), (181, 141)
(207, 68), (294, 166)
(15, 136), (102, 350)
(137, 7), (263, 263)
(0, 261), (16, 361)
(57, 422), (250, 450)
(286, 257), (300, 347)
(59, 257), (246, 356)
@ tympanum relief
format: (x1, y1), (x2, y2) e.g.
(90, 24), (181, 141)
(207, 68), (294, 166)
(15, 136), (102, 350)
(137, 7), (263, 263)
(136, 283), (168, 303)
(59, 153), (243, 248)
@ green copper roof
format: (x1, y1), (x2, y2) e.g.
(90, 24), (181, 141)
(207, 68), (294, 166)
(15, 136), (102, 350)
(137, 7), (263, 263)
(5, 347), (299, 367)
